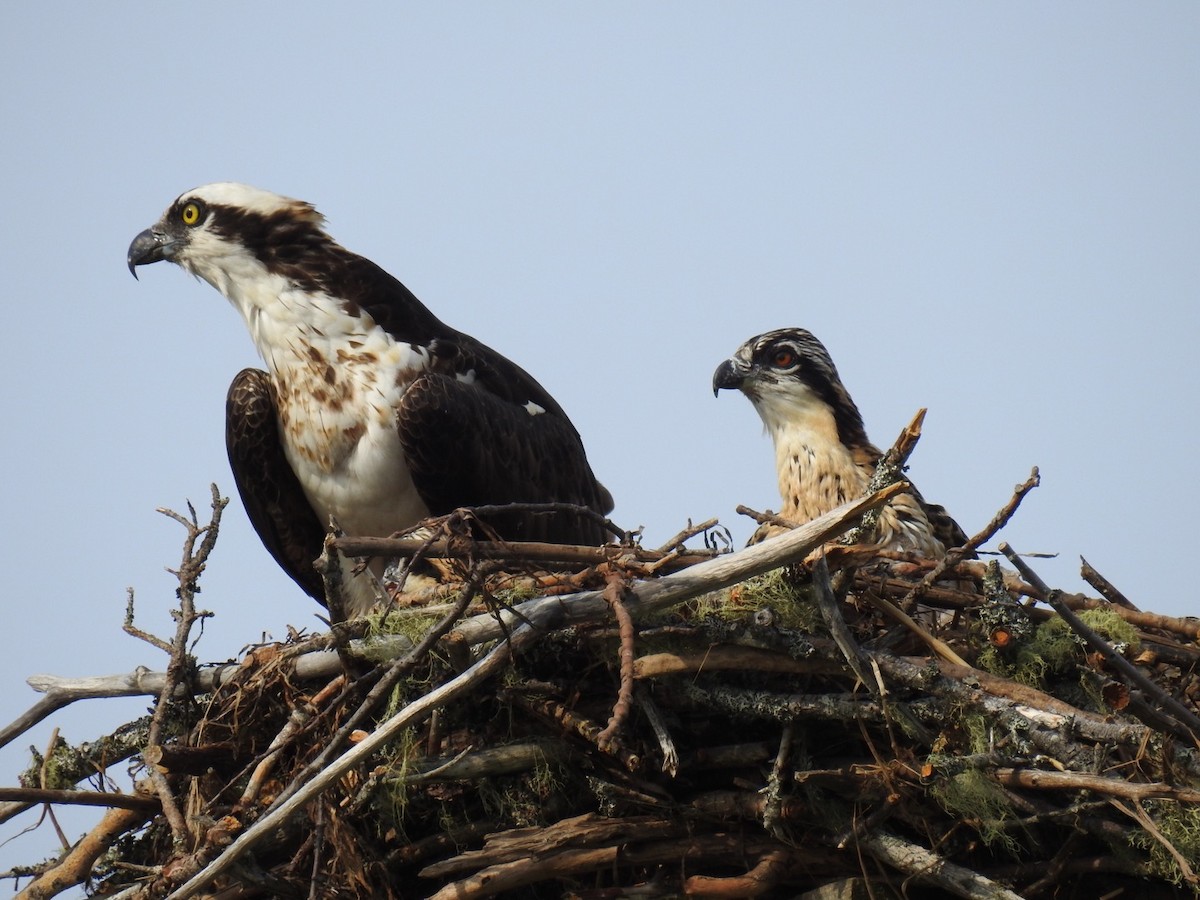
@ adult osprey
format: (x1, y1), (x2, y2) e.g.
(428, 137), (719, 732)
(712, 328), (966, 555)
(128, 183), (613, 617)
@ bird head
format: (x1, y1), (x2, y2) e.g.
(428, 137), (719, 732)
(127, 183), (327, 289)
(712, 328), (869, 449)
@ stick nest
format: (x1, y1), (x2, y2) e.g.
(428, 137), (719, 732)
(7, 487), (1200, 900)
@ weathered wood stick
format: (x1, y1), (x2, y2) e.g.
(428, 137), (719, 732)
(449, 483), (910, 646)
(332, 535), (718, 571)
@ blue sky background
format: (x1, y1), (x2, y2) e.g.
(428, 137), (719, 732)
(1, 3), (1197, 886)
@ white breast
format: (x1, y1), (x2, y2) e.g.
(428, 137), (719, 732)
(217, 268), (433, 536)
(770, 425), (869, 525)
(750, 387), (866, 522)
(185, 245), (442, 614)
(755, 392), (943, 557)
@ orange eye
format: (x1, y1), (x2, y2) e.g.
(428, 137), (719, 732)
(771, 348), (796, 368)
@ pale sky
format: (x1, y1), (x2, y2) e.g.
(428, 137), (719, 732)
(2, 3), (1197, 884)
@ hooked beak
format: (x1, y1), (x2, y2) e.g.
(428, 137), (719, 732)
(712, 357), (753, 397)
(127, 228), (173, 279)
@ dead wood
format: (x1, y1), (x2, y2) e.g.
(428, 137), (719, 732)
(1002, 541), (1200, 742)
(15, 804), (154, 900)
(332, 535), (720, 573)
(0, 789), (159, 813)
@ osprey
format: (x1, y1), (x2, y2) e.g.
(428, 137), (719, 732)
(712, 328), (966, 555)
(128, 183), (613, 617)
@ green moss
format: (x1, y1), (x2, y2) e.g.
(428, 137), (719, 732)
(373, 726), (421, 820)
(365, 608), (442, 642)
(930, 769), (1021, 856)
(972, 644), (1010, 678)
(1128, 799), (1200, 887)
(488, 582), (544, 606)
(959, 712), (991, 756)
(22, 719), (162, 792)
(979, 608), (1141, 696)
(482, 753), (565, 828)
(974, 642), (1052, 688)
(1035, 609), (1140, 668)
(689, 568), (823, 632)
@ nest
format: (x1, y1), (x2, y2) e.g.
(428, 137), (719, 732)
(6, 479), (1200, 900)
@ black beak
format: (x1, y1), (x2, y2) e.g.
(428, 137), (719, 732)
(127, 228), (170, 279)
(712, 357), (752, 396)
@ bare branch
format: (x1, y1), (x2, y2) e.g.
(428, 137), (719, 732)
(991, 769), (1200, 804)
(141, 486), (227, 847)
(1080, 556), (1140, 611)
(451, 484), (910, 646)
(654, 517), (722, 553)
(856, 830), (1025, 900)
(595, 571), (636, 749)
(1001, 541), (1200, 743)
(899, 465), (1040, 610)
(0, 789), (160, 813)
(164, 622), (540, 900)
(333, 535), (718, 573)
(13, 804), (154, 899)
(845, 407), (926, 545)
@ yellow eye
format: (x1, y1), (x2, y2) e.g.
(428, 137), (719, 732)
(180, 202), (202, 226)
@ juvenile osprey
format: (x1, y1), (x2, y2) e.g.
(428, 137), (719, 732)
(128, 183), (612, 617)
(712, 328), (965, 555)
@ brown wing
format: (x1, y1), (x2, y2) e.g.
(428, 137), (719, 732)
(397, 371), (613, 544)
(853, 443), (974, 558)
(920, 500), (973, 556)
(226, 368), (328, 604)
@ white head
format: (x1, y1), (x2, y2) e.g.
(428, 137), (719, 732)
(127, 182), (330, 296)
(712, 327), (871, 451)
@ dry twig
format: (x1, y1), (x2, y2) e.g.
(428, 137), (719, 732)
(1001, 542), (1200, 743)
(899, 466), (1041, 611)
(596, 570), (637, 749)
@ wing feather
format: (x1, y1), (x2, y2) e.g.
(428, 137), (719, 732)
(397, 371), (612, 544)
(226, 368), (328, 604)
(853, 442), (972, 556)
